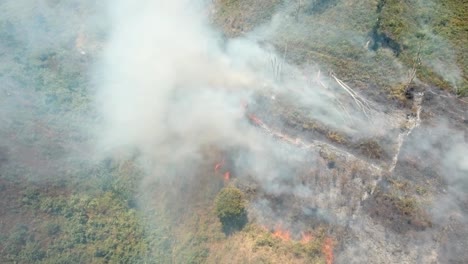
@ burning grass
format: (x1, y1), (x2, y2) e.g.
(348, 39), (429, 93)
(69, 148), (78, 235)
(207, 224), (330, 263)
(214, 158), (232, 182)
(273, 226), (291, 241)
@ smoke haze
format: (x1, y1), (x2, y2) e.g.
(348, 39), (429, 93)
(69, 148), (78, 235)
(0, 0), (466, 263)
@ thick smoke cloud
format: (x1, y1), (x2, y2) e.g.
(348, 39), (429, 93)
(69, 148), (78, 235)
(97, 0), (263, 156)
(95, 0), (394, 159)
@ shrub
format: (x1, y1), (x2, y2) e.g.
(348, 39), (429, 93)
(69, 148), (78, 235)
(46, 222), (61, 236)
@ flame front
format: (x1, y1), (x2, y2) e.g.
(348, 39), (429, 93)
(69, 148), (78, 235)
(322, 237), (334, 264)
(273, 228), (291, 241)
(248, 114), (263, 126)
(245, 105), (336, 261)
(214, 159), (230, 181)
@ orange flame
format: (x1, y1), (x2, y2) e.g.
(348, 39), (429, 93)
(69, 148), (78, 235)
(214, 159), (225, 173)
(300, 232), (314, 244)
(322, 237), (334, 264)
(273, 228), (291, 241)
(224, 171), (230, 181)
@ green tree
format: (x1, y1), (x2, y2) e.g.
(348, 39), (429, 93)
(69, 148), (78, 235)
(215, 187), (248, 234)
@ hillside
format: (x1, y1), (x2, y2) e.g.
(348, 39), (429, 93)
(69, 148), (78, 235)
(0, 1), (467, 263)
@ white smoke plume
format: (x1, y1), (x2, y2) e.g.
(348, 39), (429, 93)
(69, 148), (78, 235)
(97, 1), (263, 156)
(94, 0), (396, 161)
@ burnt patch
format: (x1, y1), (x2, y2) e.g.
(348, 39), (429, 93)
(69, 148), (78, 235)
(404, 86), (415, 100)
(368, 0), (402, 55)
(354, 139), (387, 160)
(369, 26), (402, 55)
(363, 188), (432, 233)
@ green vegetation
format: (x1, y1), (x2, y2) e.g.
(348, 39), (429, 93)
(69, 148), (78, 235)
(0, 159), (176, 263)
(215, 187), (248, 234)
(376, 0), (467, 96)
(8, 194), (146, 263)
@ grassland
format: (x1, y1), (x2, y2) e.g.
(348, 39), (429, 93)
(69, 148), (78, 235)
(212, 0), (467, 98)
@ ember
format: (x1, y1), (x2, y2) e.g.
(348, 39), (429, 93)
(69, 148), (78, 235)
(300, 232), (314, 244)
(224, 171), (230, 181)
(214, 158), (225, 172)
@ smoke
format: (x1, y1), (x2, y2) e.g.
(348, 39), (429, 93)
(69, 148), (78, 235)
(0, 0), (104, 181)
(95, 0), (382, 210)
(97, 1), (258, 155)
(95, 0), (402, 163)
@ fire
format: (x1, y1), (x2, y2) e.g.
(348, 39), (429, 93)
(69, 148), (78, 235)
(322, 237), (335, 264)
(273, 228), (291, 241)
(300, 232), (314, 244)
(224, 171), (230, 181)
(214, 158), (225, 172)
(214, 159), (230, 181)
(248, 114), (263, 126)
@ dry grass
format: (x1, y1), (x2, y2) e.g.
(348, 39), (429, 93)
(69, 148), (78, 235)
(211, 0), (282, 37)
(206, 224), (326, 264)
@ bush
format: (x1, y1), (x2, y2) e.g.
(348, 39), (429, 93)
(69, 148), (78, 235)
(46, 222), (61, 236)
(215, 187), (248, 234)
